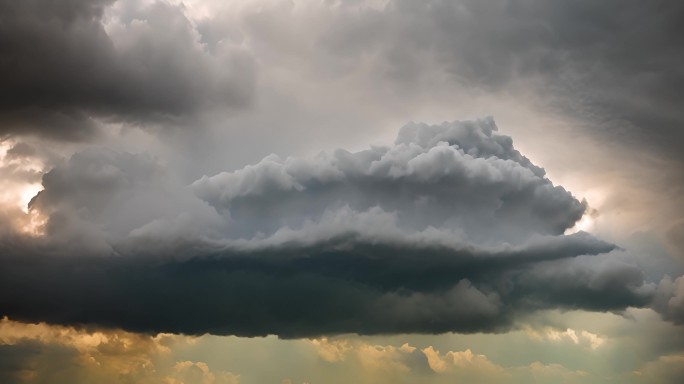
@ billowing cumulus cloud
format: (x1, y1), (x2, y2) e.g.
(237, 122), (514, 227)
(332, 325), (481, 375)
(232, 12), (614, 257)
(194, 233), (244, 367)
(0, 119), (666, 337)
(0, 0), (254, 140)
(192, 118), (584, 243)
(26, 147), (226, 254)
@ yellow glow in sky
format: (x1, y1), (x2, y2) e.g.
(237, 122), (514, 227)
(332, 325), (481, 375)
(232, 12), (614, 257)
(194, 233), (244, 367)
(0, 140), (46, 235)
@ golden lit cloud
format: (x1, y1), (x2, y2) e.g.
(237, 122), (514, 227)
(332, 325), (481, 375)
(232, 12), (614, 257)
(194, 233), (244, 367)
(0, 317), (208, 384)
(309, 337), (352, 362)
(307, 336), (604, 383)
(523, 326), (606, 350)
(0, 140), (46, 236)
(165, 361), (240, 384)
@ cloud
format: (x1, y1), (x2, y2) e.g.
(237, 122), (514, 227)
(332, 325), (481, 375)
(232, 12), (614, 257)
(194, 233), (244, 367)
(4, 0), (681, 262)
(422, 346), (506, 377)
(166, 361), (240, 384)
(27, 147), (227, 254)
(309, 338), (596, 384)
(3, 0), (683, 254)
(245, 0), (684, 163)
(0, 119), (667, 337)
(513, 257), (656, 312)
(0, 0), (254, 140)
(654, 276), (684, 324)
(190, 0), (684, 260)
(631, 354), (684, 384)
(523, 327), (605, 350)
(0, 317), (178, 384)
(0, 237), (623, 337)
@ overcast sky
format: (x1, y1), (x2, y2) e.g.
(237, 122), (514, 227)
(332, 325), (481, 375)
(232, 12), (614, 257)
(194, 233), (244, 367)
(1, 1), (684, 383)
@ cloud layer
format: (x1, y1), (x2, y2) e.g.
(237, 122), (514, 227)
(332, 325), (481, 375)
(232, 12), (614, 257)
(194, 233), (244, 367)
(0, 119), (664, 337)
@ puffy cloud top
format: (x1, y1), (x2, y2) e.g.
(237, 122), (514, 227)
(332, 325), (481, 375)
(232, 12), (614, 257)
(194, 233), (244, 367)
(193, 118), (584, 244)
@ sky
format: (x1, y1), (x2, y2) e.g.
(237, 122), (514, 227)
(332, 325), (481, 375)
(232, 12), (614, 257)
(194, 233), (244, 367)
(1, 0), (684, 383)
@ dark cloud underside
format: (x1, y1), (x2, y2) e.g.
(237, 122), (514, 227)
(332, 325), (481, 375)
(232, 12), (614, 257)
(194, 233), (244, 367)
(0, 235), (632, 338)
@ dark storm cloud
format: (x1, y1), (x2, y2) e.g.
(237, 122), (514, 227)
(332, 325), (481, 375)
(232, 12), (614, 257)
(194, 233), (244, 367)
(0, 0), (254, 140)
(0, 234), (625, 338)
(0, 119), (668, 337)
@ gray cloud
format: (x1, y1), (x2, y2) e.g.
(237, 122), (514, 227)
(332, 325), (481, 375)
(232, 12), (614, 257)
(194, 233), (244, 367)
(27, 147), (226, 254)
(0, 119), (666, 337)
(213, 0), (684, 260)
(514, 256), (656, 312)
(301, 0), (684, 160)
(0, 0), (254, 140)
(654, 276), (684, 325)
(192, 118), (584, 244)
(180, 1), (683, 237)
(0, 234), (633, 338)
